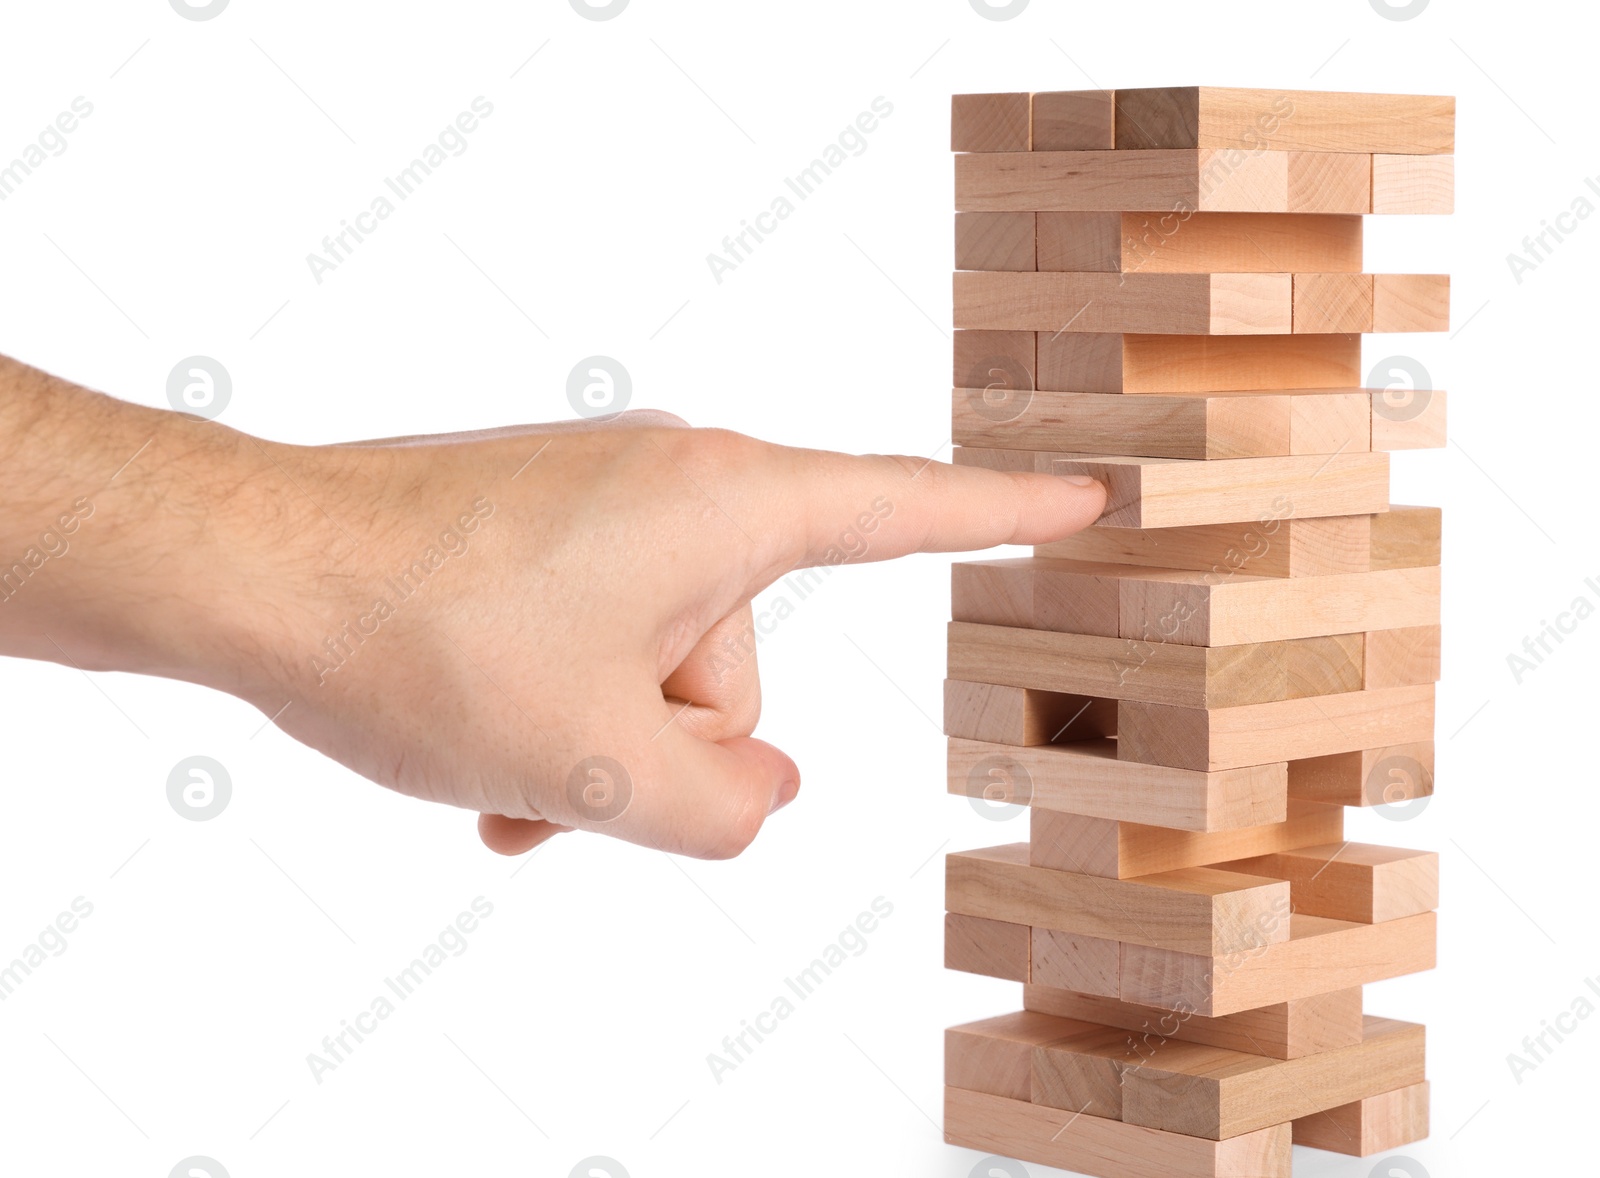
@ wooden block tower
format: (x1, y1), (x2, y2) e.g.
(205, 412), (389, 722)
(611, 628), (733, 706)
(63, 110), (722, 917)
(942, 87), (1451, 1176)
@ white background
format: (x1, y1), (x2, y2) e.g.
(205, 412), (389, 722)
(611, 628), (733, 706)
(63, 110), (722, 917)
(0, 1), (1594, 1176)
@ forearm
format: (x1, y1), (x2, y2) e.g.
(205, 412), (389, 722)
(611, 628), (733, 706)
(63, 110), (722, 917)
(0, 354), (298, 696)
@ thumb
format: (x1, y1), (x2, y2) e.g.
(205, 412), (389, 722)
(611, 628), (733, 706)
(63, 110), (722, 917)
(621, 728), (800, 859)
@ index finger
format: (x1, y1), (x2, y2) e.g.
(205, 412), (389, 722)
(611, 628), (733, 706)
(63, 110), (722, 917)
(761, 444), (1107, 568)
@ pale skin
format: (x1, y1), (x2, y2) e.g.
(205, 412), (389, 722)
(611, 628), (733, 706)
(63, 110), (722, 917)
(0, 354), (1106, 859)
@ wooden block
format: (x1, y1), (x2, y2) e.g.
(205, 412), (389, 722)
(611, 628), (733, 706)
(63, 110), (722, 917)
(1372, 274), (1450, 332)
(1120, 912), (1437, 1016)
(954, 149), (1289, 214)
(943, 679), (1114, 745)
(953, 388), (1372, 460)
(956, 449), (1391, 529)
(1293, 273), (1373, 333)
(1365, 625), (1441, 688)
(1032, 1026), (1148, 1118)
(952, 558), (1123, 636)
(945, 1087), (1293, 1178)
(945, 912), (1031, 982)
(1288, 742), (1436, 808)
(1113, 88), (1454, 154)
(1037, 515), (1372, 579)
(954, 211), (1035, 272)
(1031, 90), (1116, 150)
(949, 736), (1288, 833)
(1120, 1015), (1427, 1140)
(946, 844), (1291, 956)
(1030, 801), (1344, 879)
(1038, 211), (1363, 274)
(952, 92), (1030, 152)
(954, 272), (1293, 335)
(946, 1011), (1100, 1100)
(1117, 684), (1435, 772)
(1287, 152), (1371, 214)
(1373, 153), (1454, 214)
(1116, 566), (1440, 646)
(1370, 505), (1442, 570)
(1372, 387), (1447, 449)
(953, 329), (1034, 395)
(1221, 842), (1439, 923)
(1292, 1080), (1430, 1155)
(1025, 985), (1365, 1061)
(1035, 212), (1126, 272)
(1037, 331), (1361, 393)
(1031, 927), (1122, 997)
(947, 620), (1364, 709)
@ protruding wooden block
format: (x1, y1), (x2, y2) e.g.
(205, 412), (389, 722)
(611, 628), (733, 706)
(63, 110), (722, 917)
(952, 92), (1030, 152)
(1221, 843), (1440, 923)
(945, 912), (1031, 982)
(1292, 1080), (1431, 1155)
(1032, 1026), (1146, 1118)
(953, 387), (1373, 460)
(949, 736), (1288, 832)
(955, 211), (1036, 271)
(1036, 332), (1362, 393)
(1293, 273), (1373, 333)
(1037, 515), (1371, 579)
(955, 149), (1290, 213)
(946, 844), (1291, 956)
(943, 679), (1113, 745)
(1364, 625), (1442, 688)
(1031, 90), (1116, 150)
(1371, 387), (1447, 449)
(1119, 912), (1437, 1016)
(957, 449), (1391, 529)
(953, 328), (1034, 394)
(946, 1011), (1099, 1100)
(1372, 153), (1454, 214)
(1112, 88), (1454, 154)
(947, 620), (1365, 709)
(945, 1087), (1293, 1178)
(952, 558), (1122, 636)
(1030, 801), (1344, 879)
(1116, 565), (1440, 647)
(954, 272), (1293, 335)
(1117, 684), (1435, 772)
(1370, 505), (1442, 570)
(1025, 985), (1364, 1061)
(1031, 927), (1122, 997)
(1037, 211), (1363, 274)
(1288, 741), (1435, 808)
(1287, 152), (1371, 214)
(1372, 274), (1450, 331)
(1118, 1016), (1427, 1141)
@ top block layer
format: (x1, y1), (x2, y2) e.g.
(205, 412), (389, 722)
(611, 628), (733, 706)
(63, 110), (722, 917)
(1114, 87), (1454, 155)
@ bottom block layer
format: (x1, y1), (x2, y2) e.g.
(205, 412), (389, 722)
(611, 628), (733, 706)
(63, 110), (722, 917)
(945, 1086), (1292, 1178)
(1292, 1081), (1430, 1156)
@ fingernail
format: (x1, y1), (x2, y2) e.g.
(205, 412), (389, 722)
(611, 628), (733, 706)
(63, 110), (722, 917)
(772, 779), (800, 813)
(1061, 474), (1100, 487)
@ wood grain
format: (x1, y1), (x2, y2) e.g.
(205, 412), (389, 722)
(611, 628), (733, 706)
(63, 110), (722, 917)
(1292, 1080), (1430, 1155)
(1116, 684), (1436, 772)
(955, 211), (1036, 271)
(951, 92), (1030, 152)
(1119, 912), (1437, 1016)
(949, 735), (1288, 832)
(955, 149), (1290, 213)
(1221, 842), (1440, 923)
(1113, 88), (1454, 154)
(1372, 153), (1454, 213)
(954, 271), (1293, 335)
(945, 912), (1031, 982)
(1036, 331), (1362, 393)
(1025, 984), (1364, 1061)
(1031, 90), (1116, 150)
(945, 1087), (1293, 1178)
(946, 843), (1291, 956)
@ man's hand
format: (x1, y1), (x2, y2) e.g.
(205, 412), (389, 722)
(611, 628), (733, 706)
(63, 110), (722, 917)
(0, 356), (1105, 859)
